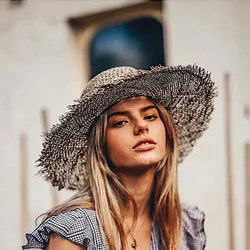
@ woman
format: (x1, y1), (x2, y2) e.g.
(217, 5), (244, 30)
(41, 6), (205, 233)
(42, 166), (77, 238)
(22, 65), (217, 250)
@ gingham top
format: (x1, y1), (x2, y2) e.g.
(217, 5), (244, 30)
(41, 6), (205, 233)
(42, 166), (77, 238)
(22, 204), (206, 250)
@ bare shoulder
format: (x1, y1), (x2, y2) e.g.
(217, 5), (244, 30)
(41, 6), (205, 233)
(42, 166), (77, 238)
(46, 233), (86, 250)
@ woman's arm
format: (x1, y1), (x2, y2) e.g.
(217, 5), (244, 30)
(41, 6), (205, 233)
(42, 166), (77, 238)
(46, 233), (86, 250)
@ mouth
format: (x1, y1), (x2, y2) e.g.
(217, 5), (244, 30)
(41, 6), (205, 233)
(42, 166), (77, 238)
(132, 138), (156, 151)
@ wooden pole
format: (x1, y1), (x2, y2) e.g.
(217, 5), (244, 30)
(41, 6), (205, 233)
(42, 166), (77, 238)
(20, 134), (28, 243)
(41, 109), (59, 207)
(224, 72), (235, 250)
(245, 143), (250, 250)
(244, 106), (250, 250)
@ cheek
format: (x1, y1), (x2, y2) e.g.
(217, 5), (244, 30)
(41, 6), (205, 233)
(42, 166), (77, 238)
(106, 130), (127, 161)
(157, 123), (167, 148)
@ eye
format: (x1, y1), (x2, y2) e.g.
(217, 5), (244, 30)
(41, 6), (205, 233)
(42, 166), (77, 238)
(113, 120), (127, 128)
(145, 114), (157, 121)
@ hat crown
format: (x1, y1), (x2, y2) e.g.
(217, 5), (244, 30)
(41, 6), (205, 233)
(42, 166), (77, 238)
(86, 66), (139, 88)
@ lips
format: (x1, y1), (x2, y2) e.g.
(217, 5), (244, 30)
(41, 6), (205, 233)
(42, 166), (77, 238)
(132, 138), (156, 150)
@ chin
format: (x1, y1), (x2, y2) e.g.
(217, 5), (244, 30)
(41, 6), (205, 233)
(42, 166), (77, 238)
(136, 154), (164, 166)
(113, 153), (165, 171)
(130, 159), (162, 169)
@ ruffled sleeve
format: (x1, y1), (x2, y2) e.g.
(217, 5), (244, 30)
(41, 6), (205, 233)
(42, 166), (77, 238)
(181, 204), (206, 250)
(22, 209), (104, 250)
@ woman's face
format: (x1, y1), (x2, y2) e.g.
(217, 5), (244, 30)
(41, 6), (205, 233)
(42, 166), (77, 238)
(106, 96), (166, 172)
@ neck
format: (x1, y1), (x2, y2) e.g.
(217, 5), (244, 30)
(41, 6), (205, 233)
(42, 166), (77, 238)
(116, 167), (155, 220)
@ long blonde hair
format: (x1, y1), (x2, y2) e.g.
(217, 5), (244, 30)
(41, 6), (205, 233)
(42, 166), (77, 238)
(39, 99), (182, 250)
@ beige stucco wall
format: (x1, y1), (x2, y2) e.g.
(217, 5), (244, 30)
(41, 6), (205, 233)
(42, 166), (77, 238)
(0, 0), (249, 249)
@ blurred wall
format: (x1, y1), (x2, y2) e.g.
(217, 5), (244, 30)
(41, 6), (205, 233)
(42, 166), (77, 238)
(0, 0), (249, 250)
(166, 1), (250, 250)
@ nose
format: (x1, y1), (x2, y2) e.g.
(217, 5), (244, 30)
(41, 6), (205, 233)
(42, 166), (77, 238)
(134, 120), (149, 135)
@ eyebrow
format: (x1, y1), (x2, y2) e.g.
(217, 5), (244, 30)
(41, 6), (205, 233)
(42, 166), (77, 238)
(108, 105), (157, 119)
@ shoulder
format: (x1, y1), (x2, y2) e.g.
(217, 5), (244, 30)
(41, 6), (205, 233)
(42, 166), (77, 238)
(22, 209), (105, 250)
(47, 233), (85, 250)
(181, 204), (206, 250)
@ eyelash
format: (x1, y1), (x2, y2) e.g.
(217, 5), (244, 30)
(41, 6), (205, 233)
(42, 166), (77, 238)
(113, 120), (128, 128)
(145, 114), (157, 120)
(112, 114), (158, 128)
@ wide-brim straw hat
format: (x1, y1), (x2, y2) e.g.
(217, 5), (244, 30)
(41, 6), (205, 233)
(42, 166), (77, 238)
(38, 65), (217, 190)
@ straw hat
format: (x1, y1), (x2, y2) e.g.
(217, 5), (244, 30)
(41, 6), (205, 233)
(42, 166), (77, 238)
(38, 65), (217, 190)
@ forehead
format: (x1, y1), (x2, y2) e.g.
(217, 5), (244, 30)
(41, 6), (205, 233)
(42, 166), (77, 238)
(109, 96), (154, 112)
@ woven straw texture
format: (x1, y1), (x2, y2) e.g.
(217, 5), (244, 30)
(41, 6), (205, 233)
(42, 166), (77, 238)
(37, 65), (217, 190)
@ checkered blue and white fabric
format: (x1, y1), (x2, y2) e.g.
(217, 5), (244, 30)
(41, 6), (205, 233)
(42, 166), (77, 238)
(22, 204), (206, 250)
